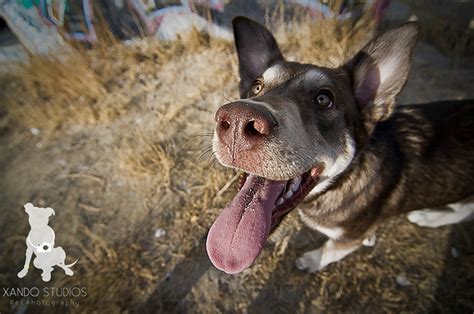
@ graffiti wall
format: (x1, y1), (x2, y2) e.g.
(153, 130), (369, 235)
(0, 0), (387, 56)
(0, 0), (70, 54)
(37, 0), (97, 43)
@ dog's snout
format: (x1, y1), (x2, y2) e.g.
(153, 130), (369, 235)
(215, 102), (276, 152)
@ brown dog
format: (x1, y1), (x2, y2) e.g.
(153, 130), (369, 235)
(206, 17), (474, 274)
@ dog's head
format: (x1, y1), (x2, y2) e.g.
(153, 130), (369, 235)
(24, 203), (55, 228)
(207, 17), (419, 274)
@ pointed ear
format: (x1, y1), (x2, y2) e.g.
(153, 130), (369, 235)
(233, 17), (284, 97)
(345, 22), (419, 123)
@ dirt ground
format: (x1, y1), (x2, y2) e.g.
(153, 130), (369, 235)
(0, 12), (473, 314)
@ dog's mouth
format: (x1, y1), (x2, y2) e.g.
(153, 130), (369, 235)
(206, 163), (324, 274)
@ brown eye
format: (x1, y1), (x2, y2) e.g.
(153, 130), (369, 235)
(251, 79), (264, 96)
(314, 90), (334, 108)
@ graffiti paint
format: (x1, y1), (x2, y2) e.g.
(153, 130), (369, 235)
(126, 0), (227, 36)
(39, 0), (66, 26)
(66, 0), (96, 42)
(0, 0), (70, 54)
(37, 0), (97, 43)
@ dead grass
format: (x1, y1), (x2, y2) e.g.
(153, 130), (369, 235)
(2, 29), (231, 135)
(121, 131), (177, 188)
(274, 10), (374, 67)
(1, 53), (105, 132)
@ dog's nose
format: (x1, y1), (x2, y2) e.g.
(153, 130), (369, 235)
(215, 101), (276, 151)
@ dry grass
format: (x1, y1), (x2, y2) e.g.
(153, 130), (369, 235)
(1, 54), (105, 131)
(1, 29), (231, 134)
(274, 10), (374, 67)
(121, 132), (177, 188)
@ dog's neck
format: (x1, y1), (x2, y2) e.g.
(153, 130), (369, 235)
(299, 118), (405, 236)
(30, 225), (47, 230)
(299, 101), (474, 236)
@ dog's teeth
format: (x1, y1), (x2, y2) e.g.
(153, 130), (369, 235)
(290, 177), (301, 192)
(284, 190), (293, 199)
(276, 198), (284, 206)
(295, 176), (302, 186)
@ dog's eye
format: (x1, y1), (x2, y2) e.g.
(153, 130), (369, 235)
(314, 90), (334, 108)
(250, 79), (264, 96)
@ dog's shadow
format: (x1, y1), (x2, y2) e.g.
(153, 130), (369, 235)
(139, 235), (211, 312)
(138, 226), (326, 313)
(247, 227), (327, 313)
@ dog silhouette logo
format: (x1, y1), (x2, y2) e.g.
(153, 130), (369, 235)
(17, 203), (77, 282)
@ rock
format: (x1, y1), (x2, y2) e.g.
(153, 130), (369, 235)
(396, 274), (411, 287)
(154, 228), (166, 238)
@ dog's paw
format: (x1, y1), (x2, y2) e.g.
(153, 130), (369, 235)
(407, 210), (445, 228)
(407, 210), (429, 224)
(17, 269), (28, 278)
(362, 234), (377, 247)
(41, 272), (52, 282)
(296, 248), (323, 273)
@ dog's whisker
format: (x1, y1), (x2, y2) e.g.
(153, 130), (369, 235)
(183, 132), (214, 146)
(219, 91), (237, 104)
(195, 146), (215, 163)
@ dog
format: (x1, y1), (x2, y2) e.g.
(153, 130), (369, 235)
(17, 203), (77, 282)
(205, 17), (474, 274)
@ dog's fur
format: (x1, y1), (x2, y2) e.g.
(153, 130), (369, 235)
(210, 17), (474, 273)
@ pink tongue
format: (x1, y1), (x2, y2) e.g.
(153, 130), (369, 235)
(206, 175), (285, 274)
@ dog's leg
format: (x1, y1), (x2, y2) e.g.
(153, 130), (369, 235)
(54, 248), (69, 275)
(17, 246), (33, 278)
(407, 202), (474, 228)
(296, 239), (360, 273)
(33, 257), (53, 282)
(41, 269), (53, 282)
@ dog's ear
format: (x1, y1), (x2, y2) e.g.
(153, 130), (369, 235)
(24, 203), (34, 214)
(345, 22), (419, 125)
(233, 16), (284, 97)
(45, 208), (55, 217)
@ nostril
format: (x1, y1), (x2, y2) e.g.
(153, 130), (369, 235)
(244, 121), (259, 136)
(219, 120), (230, 131)
(244, 120), (270, 136)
